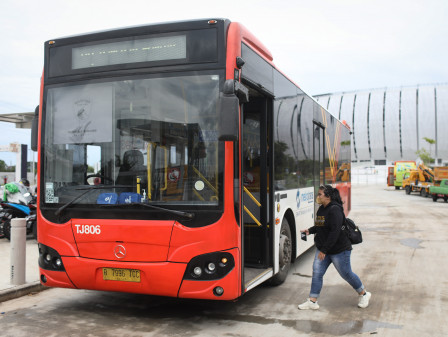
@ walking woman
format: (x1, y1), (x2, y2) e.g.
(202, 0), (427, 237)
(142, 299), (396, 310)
(298, 185), (371, 310)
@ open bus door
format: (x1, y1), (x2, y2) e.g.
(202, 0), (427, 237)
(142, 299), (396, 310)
(241, 89), (274, 292)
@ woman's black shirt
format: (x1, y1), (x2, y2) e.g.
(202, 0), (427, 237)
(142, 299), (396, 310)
(308, 201), (352, 254)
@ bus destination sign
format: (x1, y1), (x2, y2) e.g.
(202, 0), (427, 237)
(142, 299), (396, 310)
(72, 35), (187, 70)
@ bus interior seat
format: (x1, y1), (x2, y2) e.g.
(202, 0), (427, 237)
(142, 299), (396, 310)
(116, 150), (147, 187)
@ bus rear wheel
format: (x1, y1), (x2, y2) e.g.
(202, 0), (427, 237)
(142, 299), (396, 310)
(270, 218), (292, 286)
(405, 186), (411, 195)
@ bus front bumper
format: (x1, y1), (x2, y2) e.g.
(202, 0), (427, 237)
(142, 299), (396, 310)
(39, 248), (240, 300)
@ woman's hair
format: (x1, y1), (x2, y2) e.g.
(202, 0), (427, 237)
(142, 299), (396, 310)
(319, 185), (343, 205)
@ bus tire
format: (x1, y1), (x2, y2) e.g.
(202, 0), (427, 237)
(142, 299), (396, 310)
(405, 186), (411, 195)
(270, 218), (292, 286)
(432, 194), (438, 202)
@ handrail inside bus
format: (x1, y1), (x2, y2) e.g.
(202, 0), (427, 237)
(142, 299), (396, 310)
(243, 206), (261, 227)
(243, 186), (261, 207)
(147, 143), (168, 199)
(160, 145), (168, 192)
(147, 143), (152, 200)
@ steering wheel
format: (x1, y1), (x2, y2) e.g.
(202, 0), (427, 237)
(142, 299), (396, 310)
(85, 174), (114, 185)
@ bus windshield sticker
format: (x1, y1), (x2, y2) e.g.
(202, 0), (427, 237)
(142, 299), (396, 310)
(52, 84), (113, 144)
(45, 182), (55, 203)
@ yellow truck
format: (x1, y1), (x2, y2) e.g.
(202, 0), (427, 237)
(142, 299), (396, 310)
(403, 165), (448, 197)
(387, 161), (416, 189)
(402, 164), (434, 197)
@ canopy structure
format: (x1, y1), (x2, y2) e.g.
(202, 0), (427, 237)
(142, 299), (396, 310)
(0, 112), (34, 129)
(0, 112), (34, 183)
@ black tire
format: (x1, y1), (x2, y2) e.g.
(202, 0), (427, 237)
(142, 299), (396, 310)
(270, 218), (292, 286)
(421, 189), (427, 198)
(405, 186), (411, 195)
(432, 194), (438, 202)
(3, 220), (11, 241)
(444, 196), (448, 203)
(395, 186), (400, 190)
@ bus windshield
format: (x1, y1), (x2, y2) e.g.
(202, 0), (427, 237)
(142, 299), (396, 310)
(42, 72), (223, 208)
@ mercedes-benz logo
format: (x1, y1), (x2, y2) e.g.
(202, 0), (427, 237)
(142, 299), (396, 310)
(114, 245), (126, 259)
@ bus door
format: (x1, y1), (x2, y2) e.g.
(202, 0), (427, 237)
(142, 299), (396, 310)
(241, 94), (273, 290)
(313, 122), (325, 213)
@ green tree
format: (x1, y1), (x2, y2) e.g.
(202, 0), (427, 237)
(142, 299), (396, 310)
(416, 148), (434, 165)
(0, 159), (7, 171)
(423, 137), (436, 158)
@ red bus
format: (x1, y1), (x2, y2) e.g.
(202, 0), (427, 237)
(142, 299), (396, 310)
(32, 19), (351, 300)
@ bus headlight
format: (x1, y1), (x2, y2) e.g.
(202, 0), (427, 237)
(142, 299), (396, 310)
(207, 262), (216, 273)
(38, 243), (65, 271)
(183, 251), (235, 281)
(193, 267), (202, 277)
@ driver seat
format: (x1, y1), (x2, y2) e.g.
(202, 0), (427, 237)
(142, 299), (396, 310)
(116, 150), (147, 188)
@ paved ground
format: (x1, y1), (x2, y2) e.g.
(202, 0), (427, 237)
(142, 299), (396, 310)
(0, 234), (42, 302)
(0, 184), (447, 336)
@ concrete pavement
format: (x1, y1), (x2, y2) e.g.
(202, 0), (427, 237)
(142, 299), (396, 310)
(0, 235), (45, 302)
(1, 183), (448, 336)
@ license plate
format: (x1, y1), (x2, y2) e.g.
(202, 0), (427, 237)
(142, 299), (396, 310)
(102, 268), (141, 282)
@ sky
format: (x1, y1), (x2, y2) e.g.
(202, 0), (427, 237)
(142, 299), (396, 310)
(0, 0), (447, 165)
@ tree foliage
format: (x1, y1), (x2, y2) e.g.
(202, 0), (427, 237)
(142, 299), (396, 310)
(415, 148), (434, 164)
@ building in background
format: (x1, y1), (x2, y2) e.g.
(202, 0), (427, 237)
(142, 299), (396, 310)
(315, 83), (448, 165)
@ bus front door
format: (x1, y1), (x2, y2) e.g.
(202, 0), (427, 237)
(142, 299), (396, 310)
(241, 95), (273, 291)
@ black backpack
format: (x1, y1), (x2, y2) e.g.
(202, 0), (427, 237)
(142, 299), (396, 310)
(342, 217), (363, 244)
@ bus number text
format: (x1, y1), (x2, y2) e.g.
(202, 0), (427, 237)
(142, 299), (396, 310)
(75, 224), (101, 234)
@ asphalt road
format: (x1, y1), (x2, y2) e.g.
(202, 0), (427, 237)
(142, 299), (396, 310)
(0, 184), (447, 337)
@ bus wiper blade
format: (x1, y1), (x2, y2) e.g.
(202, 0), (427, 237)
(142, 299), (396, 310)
(54, 185), (134, 216)
(100, 202), (195, 219)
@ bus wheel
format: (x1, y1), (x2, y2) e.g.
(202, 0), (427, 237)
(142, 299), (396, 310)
(405, 186), (411, 195)
(270, 218), (292, 286)
(432, 194), (438, 202)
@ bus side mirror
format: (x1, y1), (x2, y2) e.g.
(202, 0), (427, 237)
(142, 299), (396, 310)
(31, 105), (39, 152)
(218, 80), (249, 142)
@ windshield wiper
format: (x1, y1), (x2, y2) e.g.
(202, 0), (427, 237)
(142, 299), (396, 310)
(100, 202), (194, 219)
(54, 185), (133, 216)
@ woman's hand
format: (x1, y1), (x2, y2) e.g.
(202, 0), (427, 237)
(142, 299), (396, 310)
(318, 252), (326, 261)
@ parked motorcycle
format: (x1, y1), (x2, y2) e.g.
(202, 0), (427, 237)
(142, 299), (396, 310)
(0, 183), (36, 240)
